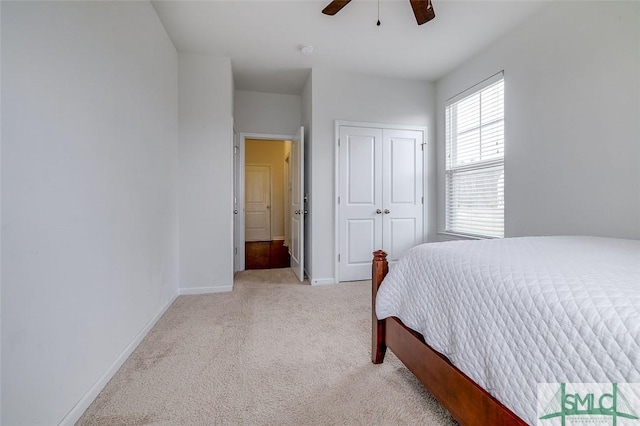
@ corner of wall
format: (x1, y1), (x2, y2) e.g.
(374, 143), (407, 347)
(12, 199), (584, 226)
(302, 67), (314, 280)
(178, 53), (235, 295)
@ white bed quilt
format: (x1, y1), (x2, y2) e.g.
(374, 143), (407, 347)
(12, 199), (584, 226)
(375, 236), (640, 424)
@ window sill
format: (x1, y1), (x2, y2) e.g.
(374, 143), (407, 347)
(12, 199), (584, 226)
(437, 232), (496, 242)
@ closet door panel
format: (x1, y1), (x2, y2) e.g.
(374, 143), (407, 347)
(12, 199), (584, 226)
(382, 129), (424, 262)
(387, 218), (417, 263)
(339, 126), (383, 281)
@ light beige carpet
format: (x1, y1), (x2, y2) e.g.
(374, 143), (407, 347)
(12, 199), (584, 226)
(77, 269), (457, 425)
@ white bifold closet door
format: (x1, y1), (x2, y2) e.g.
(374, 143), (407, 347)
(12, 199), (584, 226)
(339, 125), (424, 281)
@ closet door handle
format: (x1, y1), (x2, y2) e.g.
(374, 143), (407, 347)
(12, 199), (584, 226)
(384, 209), (390, 214)
(376, 209), (382, 214)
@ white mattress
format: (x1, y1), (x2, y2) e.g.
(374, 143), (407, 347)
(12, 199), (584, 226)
(375, 236), (640, 424)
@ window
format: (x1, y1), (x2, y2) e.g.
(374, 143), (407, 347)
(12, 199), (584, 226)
(445, 73), (504, 238)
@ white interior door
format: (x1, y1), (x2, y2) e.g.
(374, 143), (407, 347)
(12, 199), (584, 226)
(290, 126), (304, 281)
(245, 165), (271, 241)
(339, 126), (383, 281)
(233, 131), (240, 272)
(382, 129), (424, 263)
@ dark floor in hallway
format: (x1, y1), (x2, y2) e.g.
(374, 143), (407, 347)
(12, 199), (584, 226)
(245, 240), (290, 269)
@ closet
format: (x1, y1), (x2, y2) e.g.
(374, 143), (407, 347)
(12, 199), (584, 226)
(338, 124), (425, 281)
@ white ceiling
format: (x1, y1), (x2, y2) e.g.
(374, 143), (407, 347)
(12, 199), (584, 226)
(151, 0), (548, 95)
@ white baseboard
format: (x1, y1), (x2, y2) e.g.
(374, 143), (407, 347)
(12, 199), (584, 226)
(310, 277), (336, 285)
(272, 236), (285, 241)
(59, 292), (178, 426)
(179, 285), (233, 295)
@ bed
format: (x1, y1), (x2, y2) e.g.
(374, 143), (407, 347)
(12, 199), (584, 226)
(371, 236), (640, 425)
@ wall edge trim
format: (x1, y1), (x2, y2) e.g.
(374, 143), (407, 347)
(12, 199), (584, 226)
(179, 286), (233, 295)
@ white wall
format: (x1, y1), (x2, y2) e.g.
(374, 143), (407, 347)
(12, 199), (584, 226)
(234, 90), (301, 135)
(1, 2), (179, 425)
(436, 1), (640, 240)
(178, 53), (234, 294)
(309, 69), (435, 283)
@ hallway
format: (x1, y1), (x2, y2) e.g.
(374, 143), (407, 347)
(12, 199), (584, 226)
(245, 240), (290, 269)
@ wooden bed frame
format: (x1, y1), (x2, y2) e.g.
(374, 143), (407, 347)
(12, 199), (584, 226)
(371, 250), (527, 426)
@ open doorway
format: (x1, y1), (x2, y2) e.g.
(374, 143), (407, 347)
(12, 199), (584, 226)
(234, 129), (304, 280)
(244, 138), (291, 269)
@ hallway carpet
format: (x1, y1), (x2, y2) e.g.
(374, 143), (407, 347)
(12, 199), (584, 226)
(77, 269), (457, 425)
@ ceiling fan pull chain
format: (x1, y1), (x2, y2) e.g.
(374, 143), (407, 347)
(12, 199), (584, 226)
(377, 0), (381, 26)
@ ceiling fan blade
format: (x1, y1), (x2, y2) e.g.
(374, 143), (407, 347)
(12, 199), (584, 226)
(322, 0), (352, 16)
(409, 0), (436, 25)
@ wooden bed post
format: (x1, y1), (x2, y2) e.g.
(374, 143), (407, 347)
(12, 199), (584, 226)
(372, 250), (388, 364)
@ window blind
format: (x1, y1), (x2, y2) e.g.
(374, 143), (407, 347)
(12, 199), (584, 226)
(445, 76), (504, 238)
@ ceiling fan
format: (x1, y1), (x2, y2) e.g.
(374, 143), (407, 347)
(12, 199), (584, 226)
(322, 0), (435, 25)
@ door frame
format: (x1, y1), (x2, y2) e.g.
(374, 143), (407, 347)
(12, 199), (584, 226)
(284, 152), (291, 248)
(333, 120), (428, 283)
(233, 124), (239, 274)
(236, 132), (295, 272)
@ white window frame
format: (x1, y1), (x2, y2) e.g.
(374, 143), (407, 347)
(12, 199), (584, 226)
(444, 72), (505, 239)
